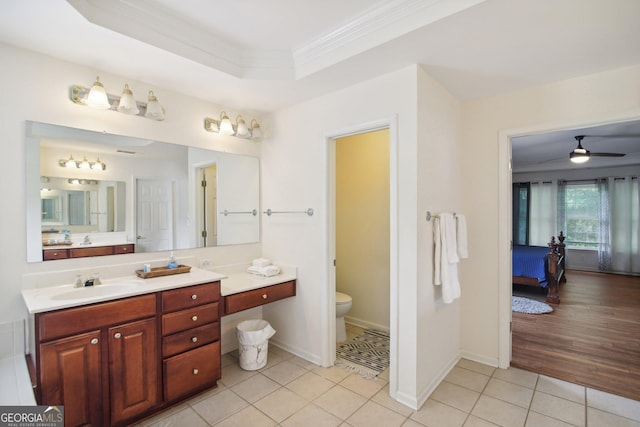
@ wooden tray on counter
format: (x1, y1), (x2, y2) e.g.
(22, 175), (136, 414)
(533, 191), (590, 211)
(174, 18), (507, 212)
(136, 264), (191, 279)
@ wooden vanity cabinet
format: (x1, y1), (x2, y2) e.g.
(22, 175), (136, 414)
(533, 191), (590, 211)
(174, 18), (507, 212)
(223, 280), (296, 315)
(42, 243), (135, 261)
(36, 293), (159, 427)
(161, 282), (221, 402)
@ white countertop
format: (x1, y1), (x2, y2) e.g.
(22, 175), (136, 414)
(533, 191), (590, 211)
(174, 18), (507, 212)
(219, 265), (297, 296)
(21, 264), (297, 314)
(22, 267), (227, 314)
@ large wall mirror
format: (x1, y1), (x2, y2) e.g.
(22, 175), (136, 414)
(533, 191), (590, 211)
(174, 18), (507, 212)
(26, 121), (260, 262)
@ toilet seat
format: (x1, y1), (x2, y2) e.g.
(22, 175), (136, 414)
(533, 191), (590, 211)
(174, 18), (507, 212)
(336, 292), (352, 304)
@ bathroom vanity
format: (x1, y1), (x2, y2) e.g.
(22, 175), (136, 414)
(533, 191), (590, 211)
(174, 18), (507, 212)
(21, 265), (296, 427)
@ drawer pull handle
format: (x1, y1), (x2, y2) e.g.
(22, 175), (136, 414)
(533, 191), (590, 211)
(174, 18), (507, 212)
(191, 315), (198, 322)
(191, 294), (198, 300)
(114, 332), (121, 339)
(262, 294), (268, 299)
(191, 337), (198, 343)
(193, 368), (199, 375)
(90, 338), (99, 345)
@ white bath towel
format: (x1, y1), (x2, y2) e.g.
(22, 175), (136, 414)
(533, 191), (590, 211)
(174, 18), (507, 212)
(456, 214), (469, 259)
(247, 264), (280, 277)
(433, 213), (461, 304)
(252, 258), (271, 267)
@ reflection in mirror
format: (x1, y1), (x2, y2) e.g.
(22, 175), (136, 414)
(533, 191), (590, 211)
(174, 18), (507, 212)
(26, 121), (260, 262)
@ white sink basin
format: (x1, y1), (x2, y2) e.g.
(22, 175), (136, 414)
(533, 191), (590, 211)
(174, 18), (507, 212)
(50, 283), (141, 300)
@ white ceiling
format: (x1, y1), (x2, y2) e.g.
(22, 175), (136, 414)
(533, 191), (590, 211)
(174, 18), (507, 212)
(1, 0), (640, 170)
(2, 0), (640, 114)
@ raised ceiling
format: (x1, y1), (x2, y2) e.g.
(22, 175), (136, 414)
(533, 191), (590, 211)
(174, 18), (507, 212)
(1, 0), (639, 114)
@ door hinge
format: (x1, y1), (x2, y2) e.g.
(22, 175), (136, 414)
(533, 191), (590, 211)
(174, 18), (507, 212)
(201, 179), (207, 187)
(333, 259), (336, 267)
(201, 230), (207, 238)
(510, 321), (513, 332)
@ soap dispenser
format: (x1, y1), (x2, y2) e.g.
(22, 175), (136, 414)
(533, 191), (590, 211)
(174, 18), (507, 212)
(167, 252), (178, 269)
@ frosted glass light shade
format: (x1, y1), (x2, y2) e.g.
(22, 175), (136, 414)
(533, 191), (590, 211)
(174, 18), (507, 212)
(235, 116), (250, 138)
(219, 112), (234, 135)
(117, 84), (139, 115)
(144, 91), (165, 120)
(86, 76), (111, 109)
(250, 120), (262, 141)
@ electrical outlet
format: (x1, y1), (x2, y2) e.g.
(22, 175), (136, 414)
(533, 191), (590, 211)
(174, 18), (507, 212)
(200, 259), (211, 269)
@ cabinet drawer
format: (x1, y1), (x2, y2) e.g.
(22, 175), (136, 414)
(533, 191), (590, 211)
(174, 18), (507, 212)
(162, 282), (220, 313)
(42, 249), (69, 260)
(69, 246), (114, 258)
(164, 341), (220, 402)
(224, 280), (296, 315)
(38, 294), (157, 341)
(162, 303), (219, 336)
(162, 322), (220, 358)
(114, 244), (135, 254)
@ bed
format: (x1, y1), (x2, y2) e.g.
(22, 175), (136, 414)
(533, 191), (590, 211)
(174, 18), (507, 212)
(512, 232), (566, 304)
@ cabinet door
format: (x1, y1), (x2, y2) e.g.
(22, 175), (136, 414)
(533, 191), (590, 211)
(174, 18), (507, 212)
(40, 330), (102, 427)
(109, 318), (159, 425)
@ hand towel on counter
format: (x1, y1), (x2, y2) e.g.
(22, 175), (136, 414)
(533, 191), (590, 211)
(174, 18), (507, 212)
(433, 213), (461, 304)
(252, 258), (272, 267)
(247, 264), (281, 277)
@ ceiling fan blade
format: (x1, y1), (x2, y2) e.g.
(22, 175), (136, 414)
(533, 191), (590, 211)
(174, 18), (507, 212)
(590, 152), (625, 157)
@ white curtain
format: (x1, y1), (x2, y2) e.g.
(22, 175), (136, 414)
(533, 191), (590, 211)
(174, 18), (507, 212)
(597, 178), (611, 271)
(530, 181), (556, 246)
(609, 176), (640, 273)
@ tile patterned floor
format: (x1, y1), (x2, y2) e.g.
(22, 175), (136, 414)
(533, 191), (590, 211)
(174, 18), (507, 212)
(136, 325), (640, 426)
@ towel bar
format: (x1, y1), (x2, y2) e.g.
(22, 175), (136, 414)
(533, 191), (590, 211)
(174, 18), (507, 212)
(426, 211), (456, 221)
(221, 209), (258, 216)
(263, 208), (314, 216)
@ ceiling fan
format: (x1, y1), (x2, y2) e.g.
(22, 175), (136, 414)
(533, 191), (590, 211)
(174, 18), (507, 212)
(569, 135), (625, 164)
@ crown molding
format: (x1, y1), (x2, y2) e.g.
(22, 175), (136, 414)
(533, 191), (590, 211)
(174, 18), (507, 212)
(67, 0), (484, 80)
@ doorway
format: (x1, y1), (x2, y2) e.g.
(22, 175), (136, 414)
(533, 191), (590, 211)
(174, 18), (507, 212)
(135, 178), (175, 252)
(335, 129), (391, 334)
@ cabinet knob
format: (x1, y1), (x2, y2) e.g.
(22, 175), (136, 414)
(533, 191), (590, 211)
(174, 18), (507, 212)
(191, 337), (198, 343)
(193, 368), (199, 375)
(191, 294), (198, 300)
(114, 332), (122, 339)
(53, 252), (58, 256)
(90, 338), (99, 345)
(191, 315), (198, 322)
(262, 294), (268, 300)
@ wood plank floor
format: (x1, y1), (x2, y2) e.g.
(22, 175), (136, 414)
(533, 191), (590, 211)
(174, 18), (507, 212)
(511, 269), (640, 401)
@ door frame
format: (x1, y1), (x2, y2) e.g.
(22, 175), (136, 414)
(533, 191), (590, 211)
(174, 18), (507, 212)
(497, 111), (640, 368)
(325, 116), (399, 397)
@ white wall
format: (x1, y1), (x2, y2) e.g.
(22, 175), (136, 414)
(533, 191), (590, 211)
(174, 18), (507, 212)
(261, 65), (463, 409)
(0, 43), (262, 322)
(460, 64), (640, 366)
(415, 67), (463, 402)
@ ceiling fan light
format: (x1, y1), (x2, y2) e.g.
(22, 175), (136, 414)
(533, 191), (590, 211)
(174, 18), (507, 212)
(570, 151), (590, 163)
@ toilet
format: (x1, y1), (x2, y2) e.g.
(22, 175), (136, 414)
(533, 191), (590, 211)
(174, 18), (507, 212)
(335, 292), (353, 342)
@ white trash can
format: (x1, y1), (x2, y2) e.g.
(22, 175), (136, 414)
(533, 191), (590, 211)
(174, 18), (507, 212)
(236, 320), (276, 370)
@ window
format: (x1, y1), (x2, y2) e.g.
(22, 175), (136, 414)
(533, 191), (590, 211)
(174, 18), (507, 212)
(563, 183), (600, 249)
(512, 183), (529, 246)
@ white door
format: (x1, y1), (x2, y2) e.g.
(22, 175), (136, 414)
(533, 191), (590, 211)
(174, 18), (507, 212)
(136, 179), (174, 252)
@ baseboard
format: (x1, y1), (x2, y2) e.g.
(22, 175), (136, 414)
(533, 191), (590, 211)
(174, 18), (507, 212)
(344, 316), (390, 333)
(269, 338), (323, 367)
(414, 352), (462, 410)
(459, 350), (499, 368)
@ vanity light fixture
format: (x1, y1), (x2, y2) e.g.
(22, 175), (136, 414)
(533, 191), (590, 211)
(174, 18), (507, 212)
(59, 156), (107, 171)
(85, 76), (111, 109)
(116, 84), (140, 115)
(250, 119), (262, 141)
(219, 112), (235, 136)
(144, 90), (165, 121)
(70, 77), (165, 121)
(235, 116), (250, 138)
(203, 114), (263, 141)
